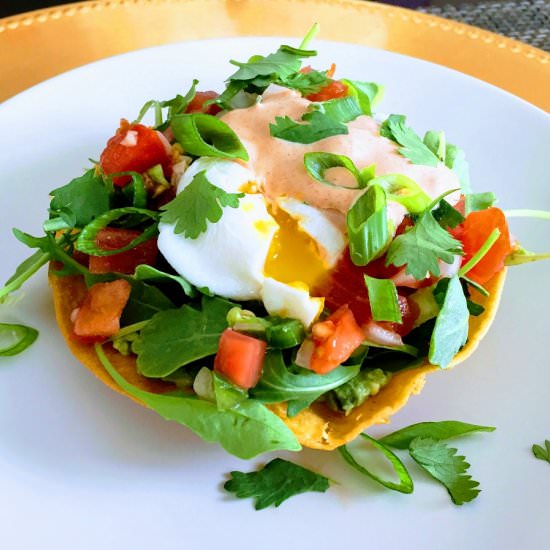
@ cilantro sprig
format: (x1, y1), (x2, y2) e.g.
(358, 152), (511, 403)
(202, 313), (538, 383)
(532, 440), (550, 464)
(160, 170), (244, 239)
(224, 458), (330, 510)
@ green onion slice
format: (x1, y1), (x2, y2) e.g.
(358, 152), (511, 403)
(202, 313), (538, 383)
(303, 152), (372, 189)
(339, 433), (414, 494)
(364, 275), (402, 323)
(75, 207), (159, 256)
(368, 174), (432, 214)
(171, 113), (249, 161)
(347, 184), (390, 266)
(0, 323), (39, 356)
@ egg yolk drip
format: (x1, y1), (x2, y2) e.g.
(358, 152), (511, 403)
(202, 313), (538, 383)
(263, 206), (329, 289)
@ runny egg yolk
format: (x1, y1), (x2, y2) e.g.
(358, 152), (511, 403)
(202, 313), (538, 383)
(263, 206), (329, 289)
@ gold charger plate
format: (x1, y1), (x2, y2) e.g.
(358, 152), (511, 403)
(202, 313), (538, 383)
(0, 0), (549, 111)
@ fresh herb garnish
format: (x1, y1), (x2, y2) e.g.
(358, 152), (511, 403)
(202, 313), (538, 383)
(386, 209), (463, 280)
(133, 295), (235, 378)
(282, 69), (330, 95)
(339, 433), (414, 493)
(364, 275), (402, 323)
(464, 192), (496, 215)
(532, 440), (550, 464)
(347, 184), (390, 266)
(171, 113), (249, 160)
(0, 323), (39, 356)
(368, 174), (432, 214)
(380, 420), (496, 449)
(132, 264), (195, 297)
(251, 350), (360, 415)
(429, 276), (469, 368)
(342, 79), (384, 116)
(409, 437), (480, 505)
(48, 169), (111, 229)
(380, 115), (439, 166)
(160, 170), (244, 239)
(95, 344), (300, 459)
(270, 96), (362, 144)
(432, 199), (465, 229)
(224, 458), (329, 509)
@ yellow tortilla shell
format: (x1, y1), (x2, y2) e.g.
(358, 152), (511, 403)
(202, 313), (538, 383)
(49, 269), (506, 450)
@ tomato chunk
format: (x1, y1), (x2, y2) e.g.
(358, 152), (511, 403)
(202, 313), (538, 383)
(214, 329), (267, 389)
(461, 207), (511, 284)
(73, 279), (132, 342)
(185, 91), (222, 115)
(88, 228), (158, 275)
(99, 121), (172, 187)
(309, 305), (365, 374)
(306, 80), (348, 102)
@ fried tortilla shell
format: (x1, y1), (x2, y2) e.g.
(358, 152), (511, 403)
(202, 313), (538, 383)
(50, 269), (506, 450)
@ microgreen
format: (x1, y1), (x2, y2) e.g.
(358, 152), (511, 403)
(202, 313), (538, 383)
(532, 440), (550, 464)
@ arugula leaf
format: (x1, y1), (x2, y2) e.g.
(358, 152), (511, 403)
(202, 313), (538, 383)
(270, 97), (362, 144)
(95, 345), (300, 458)
(160, 171), (244, 239)
(464, 192), (497, 215)
(120, 280), (175, 325)
(386, 211), (463, 280)
(49, 169), (111, 228)
(171, 113), (249, 161)
(532, 440), (550, 464)
(364, 275), (402, 323)
(0, 248), (50, 303)
(429, 276), (469, 368)
(347, 184), (390, 266)
(251, 351), (360, 413)
(132, 264), (195, 297)
(380, 115), (439, 166)
(282, 69), (330, 95)
(224, 458), (329, 509)
(409, 437), (480, 505)
(339, 433), (413, 493)
(432, 199), (465, 229)
(0, 323), (39, 356)
(342, 79), (384, 116)
(134, 295), (235, 378)
(380, 421), (496, 449)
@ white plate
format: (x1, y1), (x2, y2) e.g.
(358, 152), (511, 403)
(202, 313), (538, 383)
(1, 38), (549, 550)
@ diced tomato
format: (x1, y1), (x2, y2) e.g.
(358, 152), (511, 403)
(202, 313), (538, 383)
(309, 305), (365, 374)
(73, 279), (132, 342)
(214, 329), (267, 389)
(307, 80), (348, 102)
(185, 91), (222, 115)
(88, 228), (158, 275)
(99, 120), (172, 187)
(460, 207), (512, 284)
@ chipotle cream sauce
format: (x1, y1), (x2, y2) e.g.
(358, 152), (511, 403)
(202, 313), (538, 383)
(221, 87), (460, 226)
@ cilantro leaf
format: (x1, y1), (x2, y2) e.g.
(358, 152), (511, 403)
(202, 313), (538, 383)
(270, 97), (362, 144)
(409, 437), (480, 505)
(380, 115), (440, 166)
(224, 458), (330, 510)
(386, 211), (463, 280)
(160, 171), (244, 239)
(532, 440), (550, 464)
(134, 295), (235, 378)
(49, 169), (111, 228)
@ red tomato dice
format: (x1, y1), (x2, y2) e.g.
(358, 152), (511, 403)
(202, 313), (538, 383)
(307, 80), (348, 102)
(309, 305), (365, 374)
(460, 207), (511, 284)
(214, 329), (267, 389)
(186, 91), (222, 115)
(88, 228), (158, 275)
(73, 279), (132, 342)
(99, 120), (172, 187)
